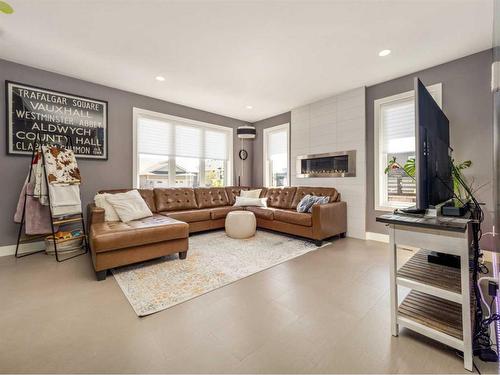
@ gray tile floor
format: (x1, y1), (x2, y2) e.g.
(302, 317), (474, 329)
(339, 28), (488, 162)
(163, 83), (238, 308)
(0, 235), (498, 373)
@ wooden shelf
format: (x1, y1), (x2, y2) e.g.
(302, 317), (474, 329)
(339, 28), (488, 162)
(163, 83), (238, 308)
(52, 217), (82, 225)
(397, 249), (462, 303)
(399, 290), (463, 340)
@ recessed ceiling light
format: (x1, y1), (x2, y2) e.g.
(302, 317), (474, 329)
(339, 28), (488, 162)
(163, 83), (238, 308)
(378, 49), (391, 57)
(155, 76), (165, 82)
(246, 105), (253, 109)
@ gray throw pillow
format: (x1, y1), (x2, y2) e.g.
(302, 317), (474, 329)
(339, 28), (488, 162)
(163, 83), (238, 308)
(296, 195), (330, 213)
(307, 195), (330, 212)
(296, 194), (314, 213)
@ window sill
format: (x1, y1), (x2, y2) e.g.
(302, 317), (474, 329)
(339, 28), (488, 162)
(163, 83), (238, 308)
(375, 204), (414, 212)
(375, 206), (396, 212)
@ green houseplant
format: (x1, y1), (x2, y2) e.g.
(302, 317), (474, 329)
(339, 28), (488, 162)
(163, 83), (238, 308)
(385, 156), (486, 205)
(0, 1), (14, 14)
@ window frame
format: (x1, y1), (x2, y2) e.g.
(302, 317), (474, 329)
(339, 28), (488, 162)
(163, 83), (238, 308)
(374, 83), (442, 211)
(263, 123), (290, 187)
(133, 107), (233, 188)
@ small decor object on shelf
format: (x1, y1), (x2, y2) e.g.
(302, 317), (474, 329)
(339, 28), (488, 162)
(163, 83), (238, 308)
(6, 81), (108, 159)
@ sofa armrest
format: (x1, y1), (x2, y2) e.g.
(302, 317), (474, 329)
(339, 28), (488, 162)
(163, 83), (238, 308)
(87, 203), (105, 226)
(311, 201), (347, 240)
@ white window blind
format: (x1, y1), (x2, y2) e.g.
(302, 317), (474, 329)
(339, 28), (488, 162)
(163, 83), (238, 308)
(205, 129), (228, 160)
(381, 99), (415, 154)
(268, 129), (287, 159)
(175, 124), (202, 158)
(264, 124), (289, 187)
(137, 117), (173, 156)
(137, 116), (230, 160)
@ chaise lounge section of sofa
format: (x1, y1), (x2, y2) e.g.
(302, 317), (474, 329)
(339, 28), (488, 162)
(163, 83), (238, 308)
(88, 186), (347, 280)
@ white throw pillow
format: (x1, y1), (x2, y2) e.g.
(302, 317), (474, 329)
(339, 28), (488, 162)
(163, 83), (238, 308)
(233, 196), (268, 207)
(240, 189), (262, 198)
(94, 193), (120, 222)
(105, 190), (153, 222)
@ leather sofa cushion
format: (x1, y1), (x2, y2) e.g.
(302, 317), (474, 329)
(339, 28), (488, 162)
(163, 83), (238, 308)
(210, 206), (244, 220)
(162, 209), (211, 223)
(195, 188), (230, 208)
(246, 206), (275, 220)
(273, 209), (312, 227)
(99, 188), (157, 213)
(90, 214), (188, 253)
(137, 189), (157, 213)
(154, 188), (198, 212)
(265, 187), (297, 209)
(258, 188), (268, 198)
(291, 187), (341, 208)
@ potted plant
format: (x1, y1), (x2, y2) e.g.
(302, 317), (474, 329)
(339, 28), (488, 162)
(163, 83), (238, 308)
(385, 157), (487, 207)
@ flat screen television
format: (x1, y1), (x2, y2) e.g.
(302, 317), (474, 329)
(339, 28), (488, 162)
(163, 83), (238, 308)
(402, 78), (454, 214)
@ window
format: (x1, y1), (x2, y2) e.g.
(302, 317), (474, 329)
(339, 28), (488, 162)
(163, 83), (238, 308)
(374, 83), (442, 210)
(133, 108), (232, 188)
(263, 123), (289, 187)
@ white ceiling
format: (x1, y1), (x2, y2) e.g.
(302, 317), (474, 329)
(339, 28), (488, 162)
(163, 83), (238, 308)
(0, 0), (493, 122)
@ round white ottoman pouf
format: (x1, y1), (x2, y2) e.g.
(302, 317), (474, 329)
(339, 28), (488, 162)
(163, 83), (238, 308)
(225, 211), (256, 239)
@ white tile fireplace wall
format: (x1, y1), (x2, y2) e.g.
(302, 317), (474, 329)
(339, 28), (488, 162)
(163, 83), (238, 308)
(291, 87), (366, 239)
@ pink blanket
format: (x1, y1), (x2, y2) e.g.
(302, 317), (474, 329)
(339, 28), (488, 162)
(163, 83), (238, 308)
(14, 180), (56, 235)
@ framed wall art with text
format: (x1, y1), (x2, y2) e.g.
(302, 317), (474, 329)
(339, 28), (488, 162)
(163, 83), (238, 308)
(6, 81), (108, 160)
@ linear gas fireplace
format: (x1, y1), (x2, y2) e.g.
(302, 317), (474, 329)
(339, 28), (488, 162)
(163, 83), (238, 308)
(296, 150), (356, 178)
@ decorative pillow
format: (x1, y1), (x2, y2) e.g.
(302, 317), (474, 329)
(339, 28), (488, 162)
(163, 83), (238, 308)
(94, 193), (120, 222)
(296, 195), (330, 213)
(233, 196), (268, 207)
(307, 196), (330, 213)
(105, 190), (153, 222)
(296, 195), (313, 213)
(240, 189), (262, 198)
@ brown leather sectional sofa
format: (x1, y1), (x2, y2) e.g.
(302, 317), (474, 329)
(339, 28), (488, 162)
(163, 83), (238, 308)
(88, 186), (347, 280)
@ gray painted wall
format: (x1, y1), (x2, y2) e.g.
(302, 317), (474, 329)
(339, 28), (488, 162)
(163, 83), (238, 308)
(366, 50), (494, 247)
(0, 58), (250, 247)
(251, 112), (291, 187)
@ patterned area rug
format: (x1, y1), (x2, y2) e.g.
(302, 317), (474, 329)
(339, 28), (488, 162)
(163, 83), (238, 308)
(112, 230), (326, 316)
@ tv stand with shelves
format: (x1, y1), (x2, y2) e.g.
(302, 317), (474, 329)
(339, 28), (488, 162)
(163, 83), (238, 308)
(376, 213), (474, 371)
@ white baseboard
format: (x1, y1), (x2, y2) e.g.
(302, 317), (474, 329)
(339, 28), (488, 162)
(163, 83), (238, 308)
(347, 232), (366, 240)
(366, 232), (389, 243)
(0, 241), (45, 257)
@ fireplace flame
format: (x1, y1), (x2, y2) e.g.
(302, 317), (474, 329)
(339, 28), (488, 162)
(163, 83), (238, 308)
(302, 169), (347, 175)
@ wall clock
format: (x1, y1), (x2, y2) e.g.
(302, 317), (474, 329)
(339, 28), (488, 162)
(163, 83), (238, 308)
(239, 149), (248, 160)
